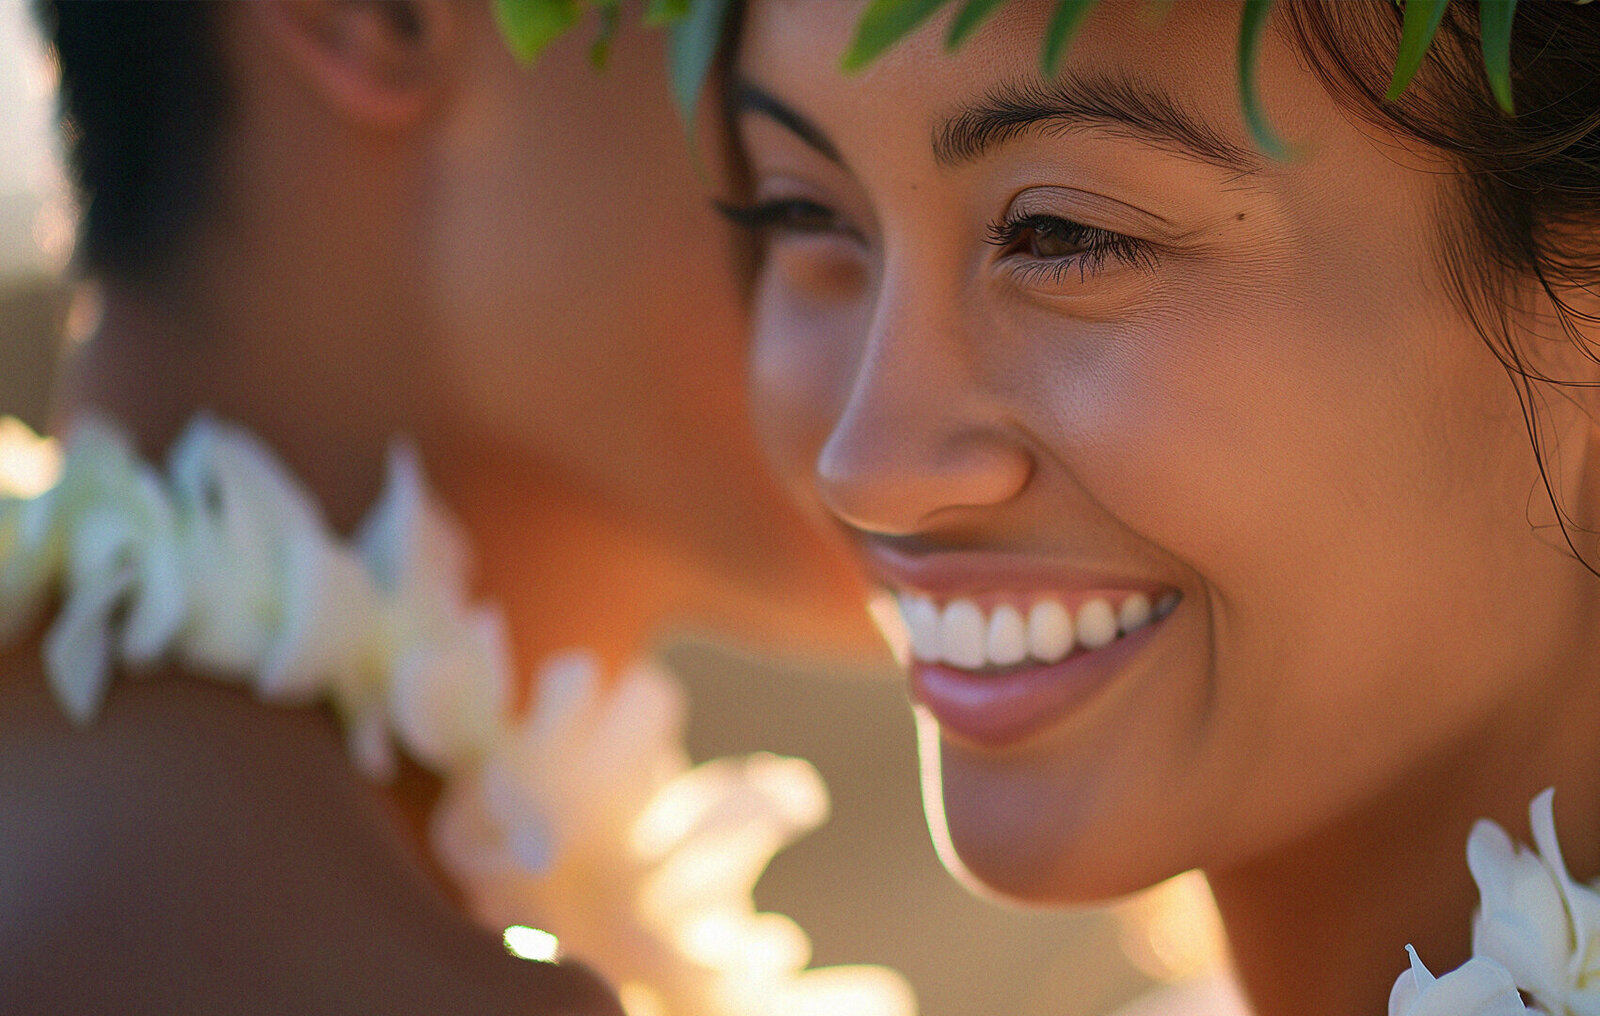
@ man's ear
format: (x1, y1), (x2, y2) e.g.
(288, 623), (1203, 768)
(249, 1), (457, 127)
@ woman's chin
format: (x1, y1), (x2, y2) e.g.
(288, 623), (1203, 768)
(921, 730), (1188, 907)
(937, 807), (1180, 907)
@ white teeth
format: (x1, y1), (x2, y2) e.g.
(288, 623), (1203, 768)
(1075, 598), (1118, 650)
(1117, 592), (1152, 634)
(939, 598), (987, 669)
(898, 589), (1174, 669)
(903, 595), (942, 662)
(1027, 600), (1074, 664)
(986, 604), (1029, 667)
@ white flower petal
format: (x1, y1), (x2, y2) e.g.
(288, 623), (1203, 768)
(1469, 816), (1572, 1003)
(121, 538), (187, 665)
(176, 516), (274, 675)
(1528, 788), (1591, 976)
(591, 663), (689, 761)
(638, 755), (829, 917)
(1469, 819), (1521, 903)
(61, 417), (139, 496)
(1476, 909), (1570, 1005)
(357, 441), (471, 604)
(576, 662), (690, 817)
(259, 537), (375, 702)
(43, 566), (135, 724)
(390, 607), (510, 771)
(1389, 948), (1430, 1016)
(430, 766), (521, 883)
(169, 418), (331, 679)
(15, 482), (59, 551)
(67, 508), (137, 585)
(769, 965), (919, 1016)
(1390, 949), (1527, 1016)
(529, 650), (605, 745)
(170, 416), (324, 536)
(502, 803), (561, 874)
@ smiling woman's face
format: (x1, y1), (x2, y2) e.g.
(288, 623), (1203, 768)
(735, 0), (1600, 902)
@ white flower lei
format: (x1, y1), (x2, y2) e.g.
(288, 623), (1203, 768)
(1393, 788), (1600, 1016)
(0, 414), (916, 1016)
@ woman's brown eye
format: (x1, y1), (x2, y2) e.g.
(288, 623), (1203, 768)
(1030, 224), (1079, 258)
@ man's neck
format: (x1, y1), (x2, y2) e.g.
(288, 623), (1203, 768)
(59, 270), (674, 684)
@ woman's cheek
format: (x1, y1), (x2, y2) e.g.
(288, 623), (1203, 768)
(749, 263), (873, 496)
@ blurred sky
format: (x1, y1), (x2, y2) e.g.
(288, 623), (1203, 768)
(0, 0), (71, 277)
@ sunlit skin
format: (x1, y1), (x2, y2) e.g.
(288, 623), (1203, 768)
(735, 2), (1600, 1013)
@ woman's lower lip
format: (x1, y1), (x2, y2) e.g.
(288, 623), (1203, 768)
(909, 621), (1162, 748)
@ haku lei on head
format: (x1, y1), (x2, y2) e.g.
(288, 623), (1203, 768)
(0, 414), (916, 1016)
(494, 0), (1565, 161)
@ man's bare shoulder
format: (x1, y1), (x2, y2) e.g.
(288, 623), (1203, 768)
(0, 650), (621, 1015)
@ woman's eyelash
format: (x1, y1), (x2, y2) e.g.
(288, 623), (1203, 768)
(985, 212), (1158, 281)
(715, 198), (853, 238)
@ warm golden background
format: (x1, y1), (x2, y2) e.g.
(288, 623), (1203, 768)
(0, 4), (1216, 1011)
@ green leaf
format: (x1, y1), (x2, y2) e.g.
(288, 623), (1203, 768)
(590, 2), (621, 69)
(946, 0), (1010, 49)
(1039, 0), (1098, 77)
(843, 0), (952, 72)
(645, 0), (692, 26)
(1478, 0), (1517, 115)
(1386, 0), (1450, 101)
(668, 0), (733, 136)
(493, 0), (581, 65)
(1237, 0), (1290, 159)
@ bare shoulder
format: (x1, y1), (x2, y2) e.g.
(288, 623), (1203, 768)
(0, 648), (621, 1016)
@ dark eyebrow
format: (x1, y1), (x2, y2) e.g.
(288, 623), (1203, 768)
(730, 79), (843, 164)
(934, 74), (1261, 174)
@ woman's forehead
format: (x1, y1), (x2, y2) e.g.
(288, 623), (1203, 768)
(736, 1), (1259, 157)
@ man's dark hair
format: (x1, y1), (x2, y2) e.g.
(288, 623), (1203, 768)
(34, 1), (228, 282)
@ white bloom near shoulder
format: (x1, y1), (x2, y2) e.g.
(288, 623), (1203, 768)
(358, 443), (508, 774)
(168, 417), (389, 769)
(42, 418), (186, 722)
(1470, 789), (1600, 1015)
(432, 653), (916, 1016)
(1389, 947), (1529, 1016)
(0, 413), (918, 1016)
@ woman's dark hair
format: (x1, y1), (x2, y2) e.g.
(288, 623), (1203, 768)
(1282, 1), (1600, 561)
(33, 1), (228, 282)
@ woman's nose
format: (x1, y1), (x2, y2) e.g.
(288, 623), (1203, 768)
(815, 295), (1033, 537)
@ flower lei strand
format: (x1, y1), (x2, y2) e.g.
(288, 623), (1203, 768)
(1391, 789), (1600, 1016)
(0, 415), (916, 1016)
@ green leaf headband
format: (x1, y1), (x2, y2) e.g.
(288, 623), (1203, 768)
(493, 0), (1531, 158)
(493, 0), (731, 137)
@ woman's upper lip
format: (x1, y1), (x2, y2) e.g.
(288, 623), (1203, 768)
(862, 543), (1169, 598)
